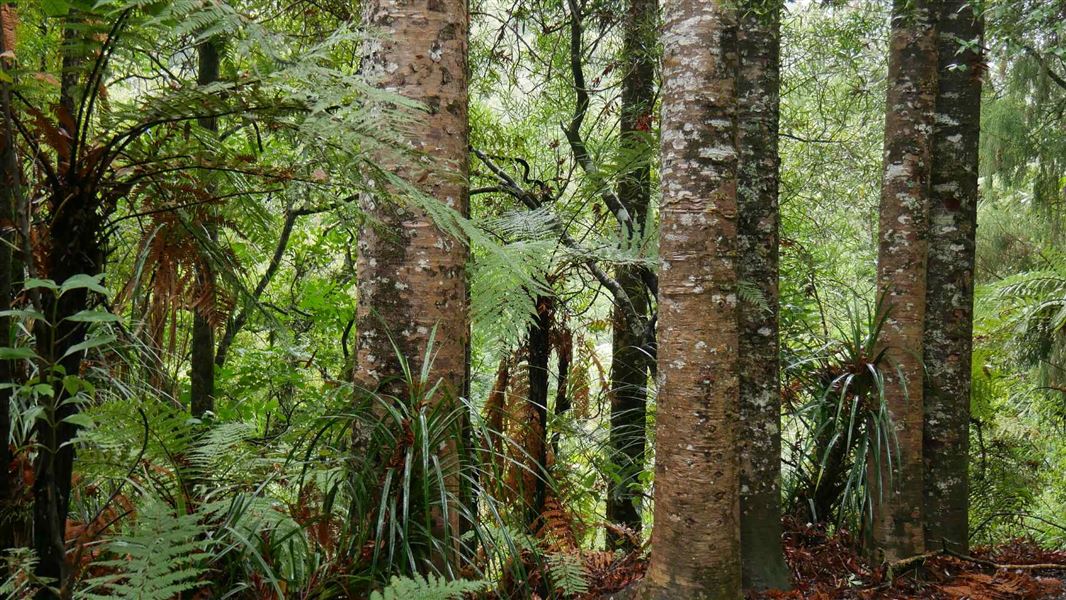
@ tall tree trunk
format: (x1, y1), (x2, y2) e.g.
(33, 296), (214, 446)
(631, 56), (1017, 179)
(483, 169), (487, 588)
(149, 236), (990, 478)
(605, 0), (656, 552)
(32, 15), (103, 593)
(0, 1), (18, 554)
(870, 0), (939, 562)
(190, 37), (221, 418)
(644, 0), (742, 596)
(923, 0), (981, 554)
(736, 0), (789, 589)
(526, 295), (552, 527)
(356, 0), (469, 568)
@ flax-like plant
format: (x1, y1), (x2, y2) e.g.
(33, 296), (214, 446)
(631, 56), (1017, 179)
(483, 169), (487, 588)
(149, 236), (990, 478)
(785, 295), (901, 529)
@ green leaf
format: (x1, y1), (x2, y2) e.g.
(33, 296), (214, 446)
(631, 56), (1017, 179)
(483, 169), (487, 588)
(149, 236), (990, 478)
(24, 278), (59, 292)
(62, 413), (95, 429)
(62, 334), (117, 358)
(0, 346), (37, 360)
(59, 274), (109, 297)
(40, 0), (72, 17)
(65, 309), (119, 323)
(0, 308), (48, 322)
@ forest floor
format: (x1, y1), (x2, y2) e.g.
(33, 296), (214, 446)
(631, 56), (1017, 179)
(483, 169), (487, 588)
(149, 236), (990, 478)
(755, 521), (1066, 599)
(594, 521), (1065, 600)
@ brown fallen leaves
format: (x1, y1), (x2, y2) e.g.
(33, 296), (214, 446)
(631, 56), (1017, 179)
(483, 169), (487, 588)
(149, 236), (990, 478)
(755, 520), (1065, 600)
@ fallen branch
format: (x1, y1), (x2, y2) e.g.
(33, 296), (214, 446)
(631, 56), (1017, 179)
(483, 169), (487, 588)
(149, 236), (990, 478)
(886, 547), (1066, 580)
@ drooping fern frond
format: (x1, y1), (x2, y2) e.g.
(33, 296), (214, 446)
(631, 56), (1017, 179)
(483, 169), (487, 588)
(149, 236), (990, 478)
(77, 502), (208, 600)
(369, 574), (487, 600)
(546, 552), (589, 597)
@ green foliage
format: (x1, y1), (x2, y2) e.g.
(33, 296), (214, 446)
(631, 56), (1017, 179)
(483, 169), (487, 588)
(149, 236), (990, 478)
(78, 503), (208, 600)
(546, 552), (589, 597)
(370, 573), (488, 600)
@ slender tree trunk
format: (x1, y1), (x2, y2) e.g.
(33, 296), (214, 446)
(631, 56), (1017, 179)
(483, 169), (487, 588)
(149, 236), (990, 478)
(606, 0), (656, 552)
(923, 0), (981, 554)
(869, 0), (939, 562)
(644, 0), (742, 596)
(32, 16), (102, 593)
(736, 0), (789, 589)
(190, 37), (221, 418)
(526, 295), (552, 527)
(0, 1), (18, 554)
(356, 0), (469, 567)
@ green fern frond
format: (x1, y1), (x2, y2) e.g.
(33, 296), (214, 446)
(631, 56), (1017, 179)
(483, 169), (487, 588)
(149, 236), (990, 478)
(369, 574), (487, 600)
(547, 552), (589, 596)
(78, 502), (208, 600)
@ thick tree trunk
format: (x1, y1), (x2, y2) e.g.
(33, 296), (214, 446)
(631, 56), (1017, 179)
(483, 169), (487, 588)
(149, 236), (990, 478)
(606, 0), (656, 552)
(0, 1), (18, 554)
(643, 0), (742, 596)
(870, 0), (939, 562)
(356, 0), (469, 567)
(736, 0), (790, 590)
(190, 37), (221, 418)
(922, 0), (981, 554)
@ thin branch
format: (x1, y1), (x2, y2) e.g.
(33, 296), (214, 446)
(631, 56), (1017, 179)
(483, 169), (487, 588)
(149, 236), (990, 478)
(214, 204), (333, 366)
(561, 0), (658, 297)
(472, 146), (647, 340)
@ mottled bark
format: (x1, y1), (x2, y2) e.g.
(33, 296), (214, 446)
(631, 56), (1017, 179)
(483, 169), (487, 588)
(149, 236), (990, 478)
(356, 0), (469, 565)
(870, 0), (939, 562)
(190, 38), (221, 419)
(606, 0), (656, 552)
(736, 0), (789, 589)
(0, 1), (18, 554)
(643, 0), (742, 597)
(923, 0), (981, 555)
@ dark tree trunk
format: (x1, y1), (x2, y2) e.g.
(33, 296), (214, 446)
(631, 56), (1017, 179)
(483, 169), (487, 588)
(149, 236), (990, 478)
(190, 37), (221, 418)
(923, 0), (982, 554)
(32, 17), (103, 594)
(644, 0), (742, 596)
(0, 1), (18, 554)
(736, 0), (790, 590)
(605, 0), (656, 552)
(526, 295), (552, 527)
(870, 0), (939, 562)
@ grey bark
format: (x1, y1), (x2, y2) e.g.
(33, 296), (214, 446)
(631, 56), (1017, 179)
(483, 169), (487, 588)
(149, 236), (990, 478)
(923, 0), (982, 555)
(870, 0), (940, 562)
(736, 0), (790, 590)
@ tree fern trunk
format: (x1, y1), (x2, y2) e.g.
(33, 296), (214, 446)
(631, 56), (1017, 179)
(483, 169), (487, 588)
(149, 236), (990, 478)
(526, 295), (552, 527)
(190, 37), (221, 419)
(32, 15), (103, 594)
